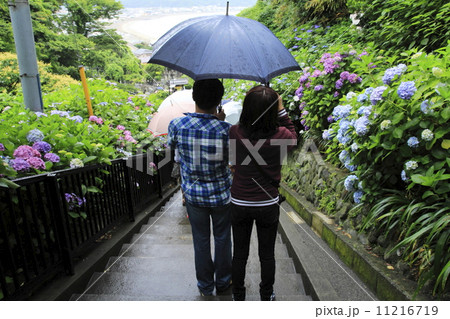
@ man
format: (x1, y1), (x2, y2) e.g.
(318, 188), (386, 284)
(168, 79), (232, 296)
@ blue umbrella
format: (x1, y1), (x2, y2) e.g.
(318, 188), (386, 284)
(148, 14), (300, 84)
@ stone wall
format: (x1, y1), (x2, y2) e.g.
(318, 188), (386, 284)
(281, 142), (367, 244)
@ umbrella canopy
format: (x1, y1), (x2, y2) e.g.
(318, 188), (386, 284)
(147, 90), (195, 136)
(222, 101), (242, 125)
(148, 15), (300, 84)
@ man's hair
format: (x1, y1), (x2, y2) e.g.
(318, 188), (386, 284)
(192, 79), (224, 111)
(239, 85), (279, 140)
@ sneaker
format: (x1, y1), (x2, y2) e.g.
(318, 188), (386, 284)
(260, 292), (276, 301)
(198, 288), (213, 297)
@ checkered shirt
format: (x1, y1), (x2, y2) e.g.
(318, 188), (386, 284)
(168, 113), (232, 207)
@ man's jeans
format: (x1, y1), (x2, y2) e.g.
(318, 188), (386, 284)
(185, 202), (232, 295)
(231, 203), (280, 301)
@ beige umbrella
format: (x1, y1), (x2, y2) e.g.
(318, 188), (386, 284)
(147, 90), (195, 136)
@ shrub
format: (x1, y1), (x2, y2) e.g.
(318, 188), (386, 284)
(323, 45), (450, 296)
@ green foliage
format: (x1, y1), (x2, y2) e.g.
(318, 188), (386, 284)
(304, 0), (349, 25)
(0, 79), (167, 180)
(357, 0), (450, 54)
(319, 46), (450, 296)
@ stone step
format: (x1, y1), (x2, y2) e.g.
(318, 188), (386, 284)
(139, 223), (192, 235)
(103, 256), (297, 275)
(130, 233), (194, 245)
(79, 271), (306, 299)
(70, 293), (313, 301)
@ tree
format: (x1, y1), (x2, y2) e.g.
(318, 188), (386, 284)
(61, 0), (123, 37)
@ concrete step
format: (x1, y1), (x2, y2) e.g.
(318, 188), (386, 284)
(103, 256), (297, 276)
(77, 271), (306, 299)
(70, 293), (312, 301)
(119, 243), (194, 258)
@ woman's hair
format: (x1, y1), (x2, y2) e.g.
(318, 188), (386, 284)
(239, 85), (279, 140)
(192, 79), (224, 111)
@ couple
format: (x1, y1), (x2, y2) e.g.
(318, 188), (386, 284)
(168, 79), (297, 301)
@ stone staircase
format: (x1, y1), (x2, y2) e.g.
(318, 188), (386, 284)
(71, 191), (312, 301)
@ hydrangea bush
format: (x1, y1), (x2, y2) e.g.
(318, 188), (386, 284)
(323, 46), (449, 295)
(290, 45), (385, 135)
(0, 79), (169, 180)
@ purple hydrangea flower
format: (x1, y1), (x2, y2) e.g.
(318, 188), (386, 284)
(407, 137), (419, 148)
(370, 86), (388, 105)
(44, 153), (60, 163)
(335, 79), (344, 89)
(397, 81), (417, 100)
(27, 157), (46, 170)
(65, 193), (86, 211)
(0, 143), (4, 151)
(11, 158), (31, 172)
(314, 85), (324, 91)
(327, 115), (334, 123)
(32, 141), (52, 154)
(333, 91), (340, 98)
(348, 73), (361, 84)
(26, 129), (44, 143)
(340, 71), (350, 80)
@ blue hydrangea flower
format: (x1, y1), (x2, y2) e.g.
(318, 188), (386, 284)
(401, 170), (409, 182)
(382, 64), (407, 85)
(421, 129), (434, 141)
(322, 130), (331, 140)
(339, 150), (350, 164)
(405, 160), (418, 171)
(420, 100), (434, 114)
(353, 190), (364, 203)
(351, 143), (359, 153)
(357, 106), (372, 116)
(26, 129), (45, 143)
(355, 116), (370, 136)
(397, 81), (417, 100)
(337, 119), (353, 145)
(344, 175), (359, 191)
(370, 86), (387, 105)
(332, 104), (352, 120)
(69, 115), (83, 123)
(407, 137), (419, 148)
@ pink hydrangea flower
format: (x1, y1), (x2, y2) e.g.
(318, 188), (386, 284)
(13, 145), (41, 159)
(27, 157), (46, 170)
(116, 125), (126, 131)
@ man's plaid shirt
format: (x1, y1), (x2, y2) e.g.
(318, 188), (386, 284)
(168, 113), (232, 207)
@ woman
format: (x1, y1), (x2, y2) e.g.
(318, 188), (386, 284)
(230, 85), (297, 301)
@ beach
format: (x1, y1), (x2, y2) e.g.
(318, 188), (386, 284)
(108, 6), (246, 45)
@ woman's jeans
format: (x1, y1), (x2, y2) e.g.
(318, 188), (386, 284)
(185, 202), (232, 295)
(231, 203), (280, 300)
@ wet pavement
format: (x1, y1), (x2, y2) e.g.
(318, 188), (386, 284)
(71, 190), (312, 301)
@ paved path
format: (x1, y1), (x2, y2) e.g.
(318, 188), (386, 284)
(71, 191), (312, 301)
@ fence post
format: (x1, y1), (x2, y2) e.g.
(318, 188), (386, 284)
(46, 174), (74, 275)
(122, 159), (135, 222)
(154, 153), (163, 198)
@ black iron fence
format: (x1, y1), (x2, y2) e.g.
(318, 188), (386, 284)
(0, 154), (173, 300)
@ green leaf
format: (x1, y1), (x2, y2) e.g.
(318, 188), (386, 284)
(392, 128), (403, 139)
(83, 156), (97, 163)
(0, 178), (20, 189)
(442, 140), (450, 150)
(86, 186), (102, 193)
(411, 174), (434, 186)
(442, 107), (450, 121)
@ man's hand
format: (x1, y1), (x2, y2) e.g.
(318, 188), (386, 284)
(215, 107), (226, 121)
